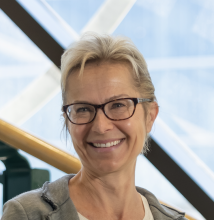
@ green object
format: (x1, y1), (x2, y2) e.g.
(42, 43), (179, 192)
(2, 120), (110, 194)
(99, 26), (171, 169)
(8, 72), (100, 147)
(0, 141), (50, 204)
(31, 169), (50, 190)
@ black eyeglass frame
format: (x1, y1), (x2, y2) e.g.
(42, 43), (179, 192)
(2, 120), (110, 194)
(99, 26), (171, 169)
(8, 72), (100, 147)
(62, 98), (152, 125)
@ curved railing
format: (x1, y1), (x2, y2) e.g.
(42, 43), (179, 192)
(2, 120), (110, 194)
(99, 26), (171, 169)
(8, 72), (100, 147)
(0, 118), (196, 219)
(0, 119), (81, 174)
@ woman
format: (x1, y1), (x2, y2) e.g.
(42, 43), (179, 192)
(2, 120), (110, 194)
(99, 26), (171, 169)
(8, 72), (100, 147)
(2, 33), (187, 220)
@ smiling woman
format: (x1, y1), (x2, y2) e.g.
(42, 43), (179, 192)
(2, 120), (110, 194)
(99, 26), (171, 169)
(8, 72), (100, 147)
(1, 33), (187, 220)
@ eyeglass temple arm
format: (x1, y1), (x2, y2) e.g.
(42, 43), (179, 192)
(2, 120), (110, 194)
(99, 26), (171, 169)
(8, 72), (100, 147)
(137, 98), (152, 103)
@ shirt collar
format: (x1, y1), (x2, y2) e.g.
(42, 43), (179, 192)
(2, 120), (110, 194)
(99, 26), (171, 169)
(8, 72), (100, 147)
(136, 186), (185, 219)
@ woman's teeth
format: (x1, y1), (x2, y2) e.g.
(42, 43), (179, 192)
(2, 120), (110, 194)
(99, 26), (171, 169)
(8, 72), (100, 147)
(92, 140), (122, 148)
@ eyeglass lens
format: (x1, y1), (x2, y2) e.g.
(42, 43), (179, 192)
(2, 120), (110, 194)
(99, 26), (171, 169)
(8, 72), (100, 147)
(66, 99), (135, 124)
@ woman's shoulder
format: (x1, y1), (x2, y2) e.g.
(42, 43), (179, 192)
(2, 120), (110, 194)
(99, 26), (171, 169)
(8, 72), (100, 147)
(136, 186), (188, 220)
(2, 187), (51, 220)
(1, 174), (75, 220)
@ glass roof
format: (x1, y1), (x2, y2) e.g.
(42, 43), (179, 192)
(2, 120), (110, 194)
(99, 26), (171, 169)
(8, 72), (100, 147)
(45, 0), (105, 33)
(0, 10), (52, 109)
(113, 0), (214, 172)
(1, 0), (214, 219)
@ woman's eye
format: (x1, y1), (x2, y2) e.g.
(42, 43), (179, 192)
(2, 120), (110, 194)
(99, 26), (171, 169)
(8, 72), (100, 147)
(111, 103), (125, 109)
(76, 108), (90, 113)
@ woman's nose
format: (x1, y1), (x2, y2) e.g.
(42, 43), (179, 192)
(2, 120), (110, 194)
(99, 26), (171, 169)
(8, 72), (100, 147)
(91, 109), (113, 134)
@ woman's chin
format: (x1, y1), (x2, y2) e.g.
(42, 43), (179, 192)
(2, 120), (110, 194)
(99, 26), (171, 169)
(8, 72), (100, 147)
(90, 160), (124, 175)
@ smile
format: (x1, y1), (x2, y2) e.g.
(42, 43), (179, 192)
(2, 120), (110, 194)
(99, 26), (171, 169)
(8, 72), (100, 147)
(89, 139), (124, 148)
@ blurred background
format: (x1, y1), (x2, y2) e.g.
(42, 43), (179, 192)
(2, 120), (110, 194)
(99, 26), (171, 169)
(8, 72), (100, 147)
(1, 0), (214, 219)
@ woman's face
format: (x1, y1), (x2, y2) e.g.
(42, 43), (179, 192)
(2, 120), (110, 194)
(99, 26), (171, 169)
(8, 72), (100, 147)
(66, 61), (157, 175)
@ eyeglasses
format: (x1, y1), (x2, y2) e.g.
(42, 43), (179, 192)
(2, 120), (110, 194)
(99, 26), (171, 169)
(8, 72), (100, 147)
(63, 98), (152, 125)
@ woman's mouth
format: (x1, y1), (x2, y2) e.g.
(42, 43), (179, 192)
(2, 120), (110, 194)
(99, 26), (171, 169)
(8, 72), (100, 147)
(88, 138), (125, 148)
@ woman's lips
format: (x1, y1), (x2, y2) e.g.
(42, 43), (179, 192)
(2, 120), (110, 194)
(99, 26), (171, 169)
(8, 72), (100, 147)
(91, 139), (124, 148)
(88, 138), (125, 152)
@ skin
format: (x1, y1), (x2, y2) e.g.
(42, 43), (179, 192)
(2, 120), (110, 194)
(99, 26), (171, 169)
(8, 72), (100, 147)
(65, 61), (159, 220)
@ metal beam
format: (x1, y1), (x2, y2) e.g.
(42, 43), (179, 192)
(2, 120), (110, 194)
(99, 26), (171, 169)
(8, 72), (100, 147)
(0, 0), (64, 67)
(145, 117), (214, 220)
(17, 0), (79, 47)
(146, 139), (214, 219)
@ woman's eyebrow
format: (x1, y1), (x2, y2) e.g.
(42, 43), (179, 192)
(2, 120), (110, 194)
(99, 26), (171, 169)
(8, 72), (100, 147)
(104, 94), (130, 102)
(71, 94), (130, 104)
(71, 100), (92, 104)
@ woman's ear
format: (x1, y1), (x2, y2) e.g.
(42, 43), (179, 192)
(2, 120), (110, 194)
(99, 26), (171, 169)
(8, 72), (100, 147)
(146, 102), (159, 133)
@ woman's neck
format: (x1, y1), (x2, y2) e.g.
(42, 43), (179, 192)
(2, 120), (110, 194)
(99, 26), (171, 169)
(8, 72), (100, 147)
(69, 161), (144, 219)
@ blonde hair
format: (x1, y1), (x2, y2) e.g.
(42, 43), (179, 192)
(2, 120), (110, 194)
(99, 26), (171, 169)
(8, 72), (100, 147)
(61, 32), (157, 154)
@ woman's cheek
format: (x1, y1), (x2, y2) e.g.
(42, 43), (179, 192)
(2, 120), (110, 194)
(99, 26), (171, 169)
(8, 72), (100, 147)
(118, 120), (138, 146)
(69, 125), (89, 158)
(70, 124), (88, 144)
(128, 115), (147, 152)
(119, 120), (143, 158)
(120, 117), (145, 135)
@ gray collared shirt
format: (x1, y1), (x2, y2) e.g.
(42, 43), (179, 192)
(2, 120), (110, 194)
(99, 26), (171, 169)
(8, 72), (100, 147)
(1, 174), (187, 220)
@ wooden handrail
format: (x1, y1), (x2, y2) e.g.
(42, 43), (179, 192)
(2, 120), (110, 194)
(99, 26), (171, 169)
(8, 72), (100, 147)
(185, 215), (197, 220)
(0, 119), (197, 219)
(0, 119), (81, 174)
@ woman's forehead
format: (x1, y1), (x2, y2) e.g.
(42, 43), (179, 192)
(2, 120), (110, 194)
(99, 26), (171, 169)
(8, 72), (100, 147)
(65, 62), (139, 104)
(68, 61), (135, 87)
